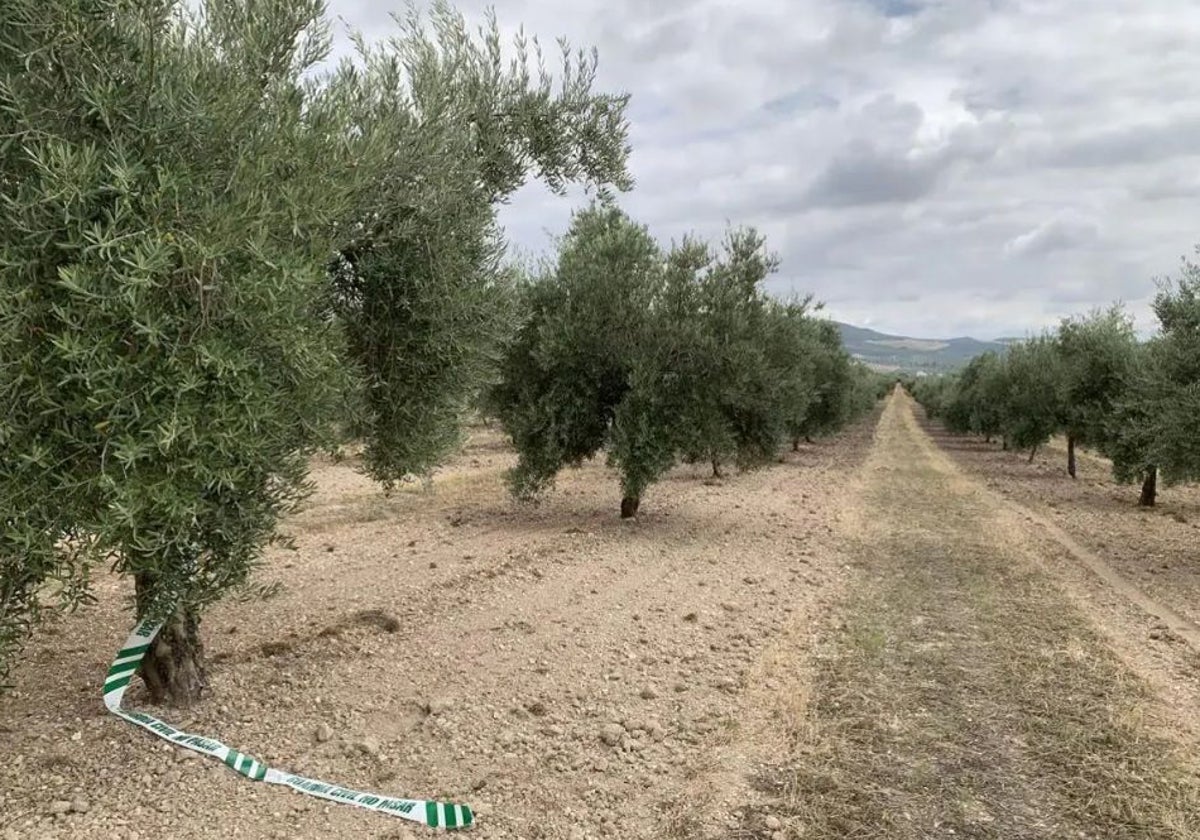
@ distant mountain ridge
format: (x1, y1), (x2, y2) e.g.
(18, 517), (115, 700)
(832, 321), (1009, 373)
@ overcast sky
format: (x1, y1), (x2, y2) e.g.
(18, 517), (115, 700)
(324, 0), (1200, 339)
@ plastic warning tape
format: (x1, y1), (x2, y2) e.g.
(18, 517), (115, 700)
(103, 616), (474, 830)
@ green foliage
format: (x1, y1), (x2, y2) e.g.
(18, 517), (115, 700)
(1102, 342), (1158, 487)
(488, 203), (664, 503)
(0, 0), (369, 677)
(1132, 259), (1200, 487)
(490, 204), (880, 513)
(0, 0), (633, 686)
(1056, 305), (1137, 450)
(941, 352), (1007, 438)
(997, 336), (1064, 451)
(329, 2), (633, 488)
(791, 321), (868, 442)
(667, 228), (784, 473)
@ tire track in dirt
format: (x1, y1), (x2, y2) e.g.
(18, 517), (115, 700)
(905, 404), (1200, 653)
(746, 390), (1200, 840)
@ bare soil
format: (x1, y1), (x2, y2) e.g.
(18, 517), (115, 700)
(4, 393), (1199, 840)
(0, 412), (878, 840)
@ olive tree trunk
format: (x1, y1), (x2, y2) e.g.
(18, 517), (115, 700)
(134, 574), (207, 706)
(791, 438), (800, 452)
(620, 495), (640, 519)
(1027, 443), (1038, 463)
(711, 459), (722, 479)
(1139, 466), (1157, 507)
(1067, 434), (1077, 478)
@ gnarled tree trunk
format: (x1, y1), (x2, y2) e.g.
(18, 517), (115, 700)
(1067, 434), (1077, 478)
(134, 574), (207, 706)
(620, 495), (640, 519)
(1139, 466), (1157, 507)
(711, 459), (722, 479)
(792, 438), (800, 452)
(1027, 443), (1038, 463)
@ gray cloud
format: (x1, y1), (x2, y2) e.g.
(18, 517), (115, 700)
(324, 0), (1200, 339)
(803, 142), (946, 207)
(1005, 213), (1101, 258)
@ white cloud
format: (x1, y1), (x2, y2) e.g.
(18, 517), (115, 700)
(324, 0), (1200, 339)
(1005, 212), (1101, 258)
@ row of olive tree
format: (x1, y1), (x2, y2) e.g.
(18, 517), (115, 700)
(912, 262), (1200, 507)
(485, 204), (881, 518)
(0, 0), (631, 700)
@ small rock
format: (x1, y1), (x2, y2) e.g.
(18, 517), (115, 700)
(352, 735), (381, 757)
(568, 828), (586, 840)
(765, 815), (782, 830)
(639, 687), (658, 700)
(48, 800), (71, 815)
(70, 798), (89, 814)
(70, 731), (82, 742)
(315, 723), (333, 743)
(599, 723), (625, 746)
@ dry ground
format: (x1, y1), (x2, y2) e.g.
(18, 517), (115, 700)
(753, 392), (1200, 839)
(3, 392), (1199, 840)
(0, 410), (878, 840)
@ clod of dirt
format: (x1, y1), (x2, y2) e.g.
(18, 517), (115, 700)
(351, 736), (381, 758)
(599, 723), (625, 745)
(639, 687), (658, 700)
(682, 612), (698, 623)
(315, 722), (333, 743)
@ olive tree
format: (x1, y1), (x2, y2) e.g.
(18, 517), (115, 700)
(0, 0), (366, 698)
(763, 298), (823, 452)
(329, 4), (632, 488)
(1000, 336), (1065, 462)
(669, 229), (784, 477)
(488, 203), (667, 517)
(1103, 343), (1161, 505)
(1106, 259), (1200, 505)
(1055, 306), (1137, 478)
(788, 320), (862, 444)
(0, 0), (632, 701)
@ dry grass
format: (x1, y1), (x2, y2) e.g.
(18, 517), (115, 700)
(746, 406), (1200, 840)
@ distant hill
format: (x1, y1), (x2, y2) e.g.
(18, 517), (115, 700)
(832, 321), (1009, 374)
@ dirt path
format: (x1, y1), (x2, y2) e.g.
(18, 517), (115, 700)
(0, 411), (877, 840)
(749, 391), (1200, 839)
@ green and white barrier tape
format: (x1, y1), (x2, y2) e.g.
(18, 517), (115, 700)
(104, 616), (474, 830)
